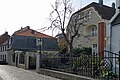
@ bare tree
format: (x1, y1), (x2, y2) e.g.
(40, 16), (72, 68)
(45, 0), (84, 56)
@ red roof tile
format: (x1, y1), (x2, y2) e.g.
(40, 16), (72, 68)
(13, 27), (55, 39)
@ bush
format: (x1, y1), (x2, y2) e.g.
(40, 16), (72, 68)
(73, 47), (92, 56)
(102, 71), (119, 78)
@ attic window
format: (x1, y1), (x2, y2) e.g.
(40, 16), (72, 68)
(88, 10), (92, 19)
(79, 10), (91, 22)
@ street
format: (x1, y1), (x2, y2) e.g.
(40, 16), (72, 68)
(0, 65), (61, 80)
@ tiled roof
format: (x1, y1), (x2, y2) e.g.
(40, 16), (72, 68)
(73, 2), (115, 20)
(0, 32), (10, 45)
(13, 28), (55, 39)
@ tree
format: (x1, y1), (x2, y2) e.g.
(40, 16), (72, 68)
(42, 0), (85, 59)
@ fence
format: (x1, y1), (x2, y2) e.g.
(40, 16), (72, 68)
(41, 51), (119, 80)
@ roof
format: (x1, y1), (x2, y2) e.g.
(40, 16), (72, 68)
(0, 32), (10, 45)
(13, 27), (55, 39)
(73, 2), (115, 20)
(111, 13), (120, 26)
(55, 33), (64, 38)
(11, 36), (59, 51)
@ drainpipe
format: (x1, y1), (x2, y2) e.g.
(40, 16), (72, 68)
(110, 24), (112, 52)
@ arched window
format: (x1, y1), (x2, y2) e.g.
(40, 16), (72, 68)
(91, 26), (97, 36)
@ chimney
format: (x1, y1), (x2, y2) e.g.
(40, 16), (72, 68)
(26, 26), (30, 29)
(116, 0), (120, 12)
(112, 2), (115, 9)
(99, 0), (103, 5)
(5, 31), (8, 35)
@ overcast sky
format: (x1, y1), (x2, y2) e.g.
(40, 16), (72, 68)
(0, 0), (115, 36)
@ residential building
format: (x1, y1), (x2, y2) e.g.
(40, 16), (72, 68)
(108, 0), (120, 74)
(0, 32), (10, 64)
(110, 0), (120, 53)
(7, 26), (59, 69)
(67, 0), (115, 57)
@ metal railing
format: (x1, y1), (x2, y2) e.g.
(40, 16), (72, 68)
(41, 51), (119, 80)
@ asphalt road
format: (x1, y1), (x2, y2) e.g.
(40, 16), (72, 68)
(0, 65), (61, 80)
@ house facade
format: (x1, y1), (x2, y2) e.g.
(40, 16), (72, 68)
(108, 0), (120, 74)
(0, 32), (10, 64)
(7, 26), (59, 69)
(110, 0), (120, 53)
(67, 0), (115, 57)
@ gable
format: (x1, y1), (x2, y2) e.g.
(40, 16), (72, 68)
(73, 2), (115, 20)
(0, 32), (10, 45)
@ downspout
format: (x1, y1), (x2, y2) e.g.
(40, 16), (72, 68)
(110, 24), (112, 52)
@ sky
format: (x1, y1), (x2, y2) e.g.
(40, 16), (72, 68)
(0, 0), (116, 36)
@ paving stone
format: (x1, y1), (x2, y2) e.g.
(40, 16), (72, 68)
(0, 65), (61, 80)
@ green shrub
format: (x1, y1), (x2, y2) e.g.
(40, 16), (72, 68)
(73, 47), (92, 56)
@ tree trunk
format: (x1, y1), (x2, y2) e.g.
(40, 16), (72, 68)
(69, 42), (73, 70)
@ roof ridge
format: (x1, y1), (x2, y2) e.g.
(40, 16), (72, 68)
(14, 28), (56, 39)
(13, 28), (30, 35)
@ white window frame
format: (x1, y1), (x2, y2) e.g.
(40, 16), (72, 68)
(91, 27), (97, 36)
(92, 44), (97, 55)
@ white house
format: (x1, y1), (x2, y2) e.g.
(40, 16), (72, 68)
(0, 32), (10, 64)
(108, 0), (120, 74)
(110, 0), (120, 53)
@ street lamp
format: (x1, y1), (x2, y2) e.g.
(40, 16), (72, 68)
(36, 38), (42, 68)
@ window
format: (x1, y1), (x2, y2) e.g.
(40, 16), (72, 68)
(91, 27), (97, 36)
(84, 12), (87, 21)
(78, 10), (92, 23)
(3, 46), (5, 51)
(77, 31), (81, 38)
(3, 55), (4, 60)
(5, 55), (6, 60)
(92, 44), (97, 55)
(9, 37), (12, 46)
(0, 55), (1, 59)
(0, 55), (2, 60)
(79, 12), (84, 22)
(88, 10), (92, 19)
(1, 47), (3, 52)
